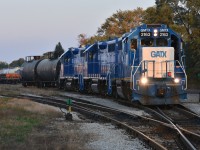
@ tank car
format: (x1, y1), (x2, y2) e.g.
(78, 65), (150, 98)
(21, 56), (42, 86)
(60, 24), (187, 105)
(36, 58), (60, 87)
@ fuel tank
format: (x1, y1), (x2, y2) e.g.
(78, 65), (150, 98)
(21, 60), (41, 81)
(36, 59), (61, 81)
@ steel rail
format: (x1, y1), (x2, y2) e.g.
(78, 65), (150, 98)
(156, 107), (197, 150)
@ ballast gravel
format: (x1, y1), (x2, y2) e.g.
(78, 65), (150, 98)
(182, 103), (200, 115)
(181, 93), (200, 115)
(66, 111), (150, 150)
(60, 92), (151, 117)
(81, 123), (150, 150)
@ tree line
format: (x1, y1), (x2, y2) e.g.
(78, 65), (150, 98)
(78, 0), (200, 82)
(0, 42), (64, 69)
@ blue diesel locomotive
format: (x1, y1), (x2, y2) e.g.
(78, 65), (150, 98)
(59, 24), (187, 105)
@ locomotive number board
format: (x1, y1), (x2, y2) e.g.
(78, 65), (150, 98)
(140, 32), (152, 37)
(140, 28), (170, 37)
(140, 32), (169, 37)
(159, 32), (169, 37)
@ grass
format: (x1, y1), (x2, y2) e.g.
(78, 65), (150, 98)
(0, 84), (96, 149)
(0, 84), (60, 96)
(0, 95), (92, 150)
(0, 98), (44, 144)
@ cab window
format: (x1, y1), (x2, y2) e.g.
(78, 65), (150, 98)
(65, 57), (70, 63)
(130, 39), (137, 50)
(156, 38), (168, 46)
(80, 50), (85, 57)
(141, 38), (154, 47)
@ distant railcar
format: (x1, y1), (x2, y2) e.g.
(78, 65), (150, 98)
(0, 67), (21, 84)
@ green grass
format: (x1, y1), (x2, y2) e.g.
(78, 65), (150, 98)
(0, 99), (44, 144)
(0, 117), (40, 142)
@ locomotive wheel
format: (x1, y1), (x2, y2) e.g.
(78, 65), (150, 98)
(64, 80), (68, 91)
(98, 80), (107, 96)
(112, 86), (118, 99)
(56, 80), (62, 89)
(22, 82), (27, 87)
(39, 82), (44, 88)
(127, 92), (132, 101)
(36, 82), (40, 88)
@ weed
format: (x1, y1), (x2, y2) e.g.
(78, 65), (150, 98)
(0, 99), (44, 144)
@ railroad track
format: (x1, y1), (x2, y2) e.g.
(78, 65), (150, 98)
(141, 105), (200, 150)
(1, 94), (200, 149)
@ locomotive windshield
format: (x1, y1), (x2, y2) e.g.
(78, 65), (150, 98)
(156, 38), (168, 46)
(140, 38), (168, 47)
(141, 38), (153, 47)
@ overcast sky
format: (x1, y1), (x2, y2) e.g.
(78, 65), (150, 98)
(0, 0), (155, 63)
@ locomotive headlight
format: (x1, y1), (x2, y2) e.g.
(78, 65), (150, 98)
(174, 78), (180, 83)
(141, 77), (148, 84)
(154, 29), (158, 37)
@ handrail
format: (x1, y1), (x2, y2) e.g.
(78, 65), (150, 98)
(176, 60), (187, 90)
(181, 55), (186, 68)
(131, 60), (187, 90)
(130, 51), (136, 90)
(132, 60), (145, 90)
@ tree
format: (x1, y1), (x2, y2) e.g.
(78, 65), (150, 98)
(150, 0), (200, 81)
(53, 42), (65, 59)
(168, 0), (200, 79)
(9, 58), (25, 68)
(144, 4), (174, 25)
(78, 34), (89, 46)
(97, 8), (144, 38)
(0, 61), (9, 69)
(78, 8), (145, 45)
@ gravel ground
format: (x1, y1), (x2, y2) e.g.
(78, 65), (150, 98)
(181, 103), (200, 115)
(181, 93), (200, 115)
(60, 92), (151, 117)
(81, 123), (150, 150)
(183, 93), (200, 103)
(59, 109), (150, 150)
(60, 91), (200, 118)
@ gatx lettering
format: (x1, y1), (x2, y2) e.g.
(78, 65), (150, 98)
(151, 51), (166, 57)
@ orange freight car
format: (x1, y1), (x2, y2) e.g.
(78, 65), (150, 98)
(0, 68), (21, 84)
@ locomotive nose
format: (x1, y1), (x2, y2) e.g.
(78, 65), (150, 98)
(156, 88), (166, 97)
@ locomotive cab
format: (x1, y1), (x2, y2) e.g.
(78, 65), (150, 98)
(129, 24), (187, 105)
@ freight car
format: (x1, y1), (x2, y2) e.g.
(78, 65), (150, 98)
(21, 56), (42, 86)
(36, 58), (60, 87)
(21, 55), (61, 87)
(0, 67), (21, 84)
(59, 24), (187, 105)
